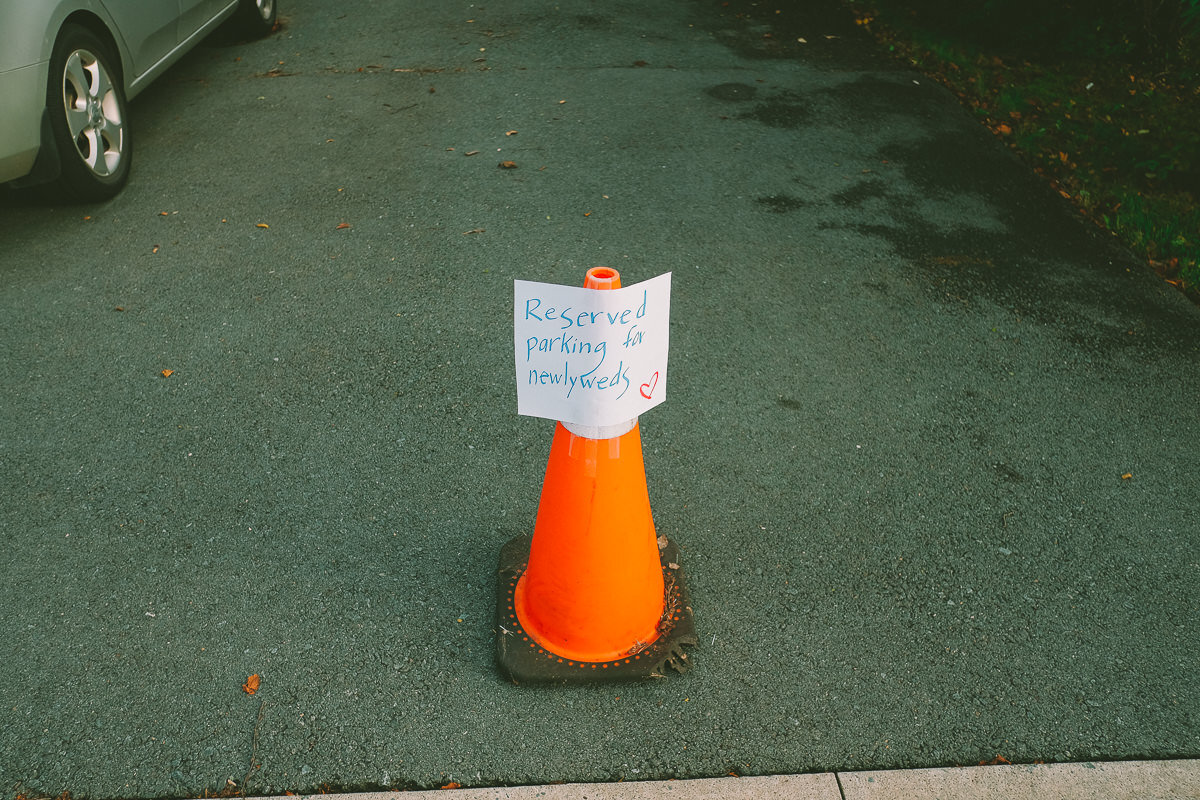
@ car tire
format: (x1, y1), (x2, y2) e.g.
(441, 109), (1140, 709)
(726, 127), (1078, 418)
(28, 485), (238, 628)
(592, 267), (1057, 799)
(232, 0), (278, 38)
(44, 25), (131, 202)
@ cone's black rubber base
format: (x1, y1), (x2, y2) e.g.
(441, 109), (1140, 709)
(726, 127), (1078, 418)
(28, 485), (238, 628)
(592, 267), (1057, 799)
(495, 534), (697, 684)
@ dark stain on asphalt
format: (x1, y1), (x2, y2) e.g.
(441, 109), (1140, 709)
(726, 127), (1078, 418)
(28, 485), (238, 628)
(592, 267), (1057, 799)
(574, 14), (612, 29)
(993, 463), (1025, 483)
(756, 194), (809, 213)
(740, 90), (812, 128)
(832, 178), (889, 208)
(705, 82), (758, 102)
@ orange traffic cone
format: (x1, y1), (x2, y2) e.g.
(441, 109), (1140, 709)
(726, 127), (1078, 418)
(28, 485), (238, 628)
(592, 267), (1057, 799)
(497, 267), (695, 683)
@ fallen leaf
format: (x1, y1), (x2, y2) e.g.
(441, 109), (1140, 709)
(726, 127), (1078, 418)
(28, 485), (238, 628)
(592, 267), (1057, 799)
(114, 306), (125, 312)
(1122, 472), (1133, 480)
(499, 160), (517, 169)
(336, 222), (352, 229)
(152, 245), (160, 254)
(158, 211), (169, 216)
(161, 369), (175, 378)
(996, 123), (1012, 135)
(465, 150), (480, 156)
(256, 223), (270, 229)
(505, 130), (518, 136)
(243, 674), (261, 695)
(462, 228), (485, 235)
(439, 783), (461, 790)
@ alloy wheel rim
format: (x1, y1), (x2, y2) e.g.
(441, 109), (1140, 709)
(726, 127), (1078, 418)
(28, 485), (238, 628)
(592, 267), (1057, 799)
(62, 48), (124, 178)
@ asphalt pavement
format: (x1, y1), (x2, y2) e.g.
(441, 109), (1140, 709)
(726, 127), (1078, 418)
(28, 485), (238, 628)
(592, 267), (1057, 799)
(1, 0), (1198, 798)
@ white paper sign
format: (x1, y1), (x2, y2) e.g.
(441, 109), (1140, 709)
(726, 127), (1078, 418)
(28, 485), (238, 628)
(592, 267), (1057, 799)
(514, 272), (671, 427)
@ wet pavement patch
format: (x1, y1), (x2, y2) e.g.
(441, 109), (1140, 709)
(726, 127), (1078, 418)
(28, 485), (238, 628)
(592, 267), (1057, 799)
(815, 74), (959, 125)
(739, 90), (812, 128)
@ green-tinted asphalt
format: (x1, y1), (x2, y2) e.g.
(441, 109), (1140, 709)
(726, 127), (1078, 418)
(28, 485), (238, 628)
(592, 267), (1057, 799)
(1, 0), (1197, 797)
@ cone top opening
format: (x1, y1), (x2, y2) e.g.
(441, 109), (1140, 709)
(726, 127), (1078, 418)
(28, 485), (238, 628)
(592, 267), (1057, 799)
(585, 267), (620, 290)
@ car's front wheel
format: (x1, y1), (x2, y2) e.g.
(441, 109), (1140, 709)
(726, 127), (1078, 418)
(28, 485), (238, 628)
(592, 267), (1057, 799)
(44, 25), (131, 202)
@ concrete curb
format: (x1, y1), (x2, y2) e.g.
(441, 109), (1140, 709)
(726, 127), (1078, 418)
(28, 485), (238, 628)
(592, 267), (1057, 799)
(249, 760), (1200, 800)
(841, 760), (1200, 799)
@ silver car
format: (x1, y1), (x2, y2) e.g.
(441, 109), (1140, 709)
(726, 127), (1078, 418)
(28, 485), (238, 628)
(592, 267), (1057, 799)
(0, 0), (276, 201)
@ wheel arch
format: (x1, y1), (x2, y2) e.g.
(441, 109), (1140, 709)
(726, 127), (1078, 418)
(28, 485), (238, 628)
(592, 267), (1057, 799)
(56, 11), (128, 87)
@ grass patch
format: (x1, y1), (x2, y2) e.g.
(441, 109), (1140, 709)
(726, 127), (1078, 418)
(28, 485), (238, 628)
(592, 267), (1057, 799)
(845, 0), (1200, 303)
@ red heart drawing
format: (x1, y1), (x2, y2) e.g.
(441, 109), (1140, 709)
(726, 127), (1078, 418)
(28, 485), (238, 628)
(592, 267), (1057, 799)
(639, 371), (659, 400)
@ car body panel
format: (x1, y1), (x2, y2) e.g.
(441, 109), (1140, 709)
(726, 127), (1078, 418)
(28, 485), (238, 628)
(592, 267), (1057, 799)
(0, 62), (45, 180)
(0, 2), (93, 69)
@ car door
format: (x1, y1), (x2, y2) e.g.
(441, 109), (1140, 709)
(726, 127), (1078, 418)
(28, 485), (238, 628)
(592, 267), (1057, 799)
(96, 0), (181, 81)
(178, 0), (232, 44)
